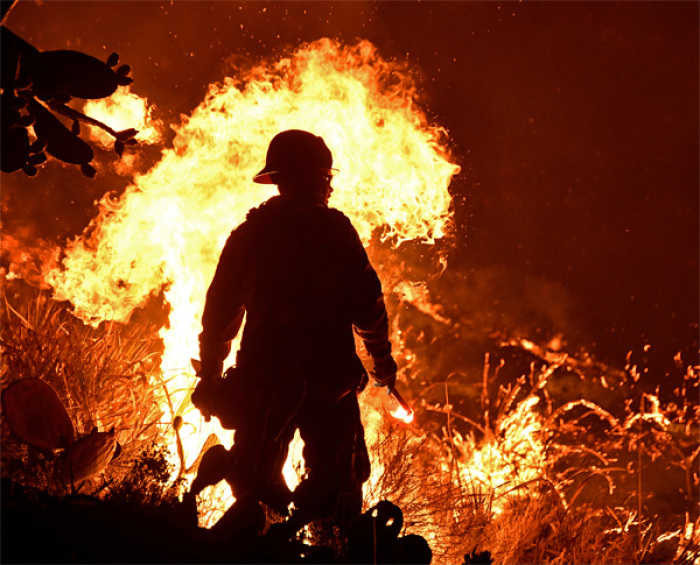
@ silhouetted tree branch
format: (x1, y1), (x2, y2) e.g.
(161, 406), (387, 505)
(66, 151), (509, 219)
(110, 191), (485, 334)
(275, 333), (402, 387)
(1, 24), (138, 177)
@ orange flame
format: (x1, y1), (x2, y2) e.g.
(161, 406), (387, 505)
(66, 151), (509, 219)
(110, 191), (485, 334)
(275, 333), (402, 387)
(391, 404), (414, 424)
(44, 38), (459, 525)
(389, 388), (415, 424)
(453, 395), (548, 516)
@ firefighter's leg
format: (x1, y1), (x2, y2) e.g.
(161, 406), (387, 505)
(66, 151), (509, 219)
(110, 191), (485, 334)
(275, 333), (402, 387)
(252, 426), (295, 514)
(292, 392), (369, 526)
(189, 444), (234, 497)
(216, 367), (304, 510)
(225, 393), (298, 511)
(225, 408), (286, 502)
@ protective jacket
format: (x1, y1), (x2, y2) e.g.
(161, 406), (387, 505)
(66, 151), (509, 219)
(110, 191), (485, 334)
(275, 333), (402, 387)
(198, 194), (392, 400)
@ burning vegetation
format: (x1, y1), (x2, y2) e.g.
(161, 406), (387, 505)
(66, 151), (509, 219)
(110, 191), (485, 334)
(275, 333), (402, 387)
(1, 37), (699, 564)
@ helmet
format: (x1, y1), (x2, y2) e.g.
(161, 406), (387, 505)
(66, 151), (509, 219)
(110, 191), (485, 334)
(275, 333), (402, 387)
(253, 129), (338, 184)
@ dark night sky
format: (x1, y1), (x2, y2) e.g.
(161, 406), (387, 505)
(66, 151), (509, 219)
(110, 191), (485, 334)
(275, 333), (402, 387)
(2, 1), (698, 371)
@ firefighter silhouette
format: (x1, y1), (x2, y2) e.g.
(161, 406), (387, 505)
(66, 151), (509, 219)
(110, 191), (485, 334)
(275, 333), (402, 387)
(190, 129), (398, 534)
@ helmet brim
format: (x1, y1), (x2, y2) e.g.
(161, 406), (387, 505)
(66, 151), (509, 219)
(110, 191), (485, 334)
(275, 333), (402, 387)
(252, 167), (339, 185)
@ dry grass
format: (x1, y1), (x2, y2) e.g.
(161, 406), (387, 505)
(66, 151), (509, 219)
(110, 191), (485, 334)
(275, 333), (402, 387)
(364, 419), (478, 563)
(1, 280), (166, 494)
(361, 350), (699, 564)
(1, 277), (698, 564)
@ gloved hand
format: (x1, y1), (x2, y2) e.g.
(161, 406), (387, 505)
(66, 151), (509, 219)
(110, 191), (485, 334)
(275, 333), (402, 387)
(370, 354), (397, 394)
(191, 377), (222, 422)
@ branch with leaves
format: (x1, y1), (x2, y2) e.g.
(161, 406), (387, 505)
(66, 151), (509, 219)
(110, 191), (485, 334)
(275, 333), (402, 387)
(1, 25), (139, 177)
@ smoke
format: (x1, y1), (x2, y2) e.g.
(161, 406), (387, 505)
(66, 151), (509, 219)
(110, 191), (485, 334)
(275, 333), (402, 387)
(436, 265), (576, 346)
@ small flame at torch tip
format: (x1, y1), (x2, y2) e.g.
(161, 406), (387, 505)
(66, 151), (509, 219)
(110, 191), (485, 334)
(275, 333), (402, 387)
(391, 405), (414, 424)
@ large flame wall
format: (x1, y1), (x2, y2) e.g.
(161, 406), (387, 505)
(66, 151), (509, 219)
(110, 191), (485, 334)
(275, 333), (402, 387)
(45, 39), (459, 476)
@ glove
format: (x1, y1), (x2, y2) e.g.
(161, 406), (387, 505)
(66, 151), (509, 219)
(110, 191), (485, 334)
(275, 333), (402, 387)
(191, 377), (222, 422)
(191, 358), (222, 382)
(370, 354), (397, 394)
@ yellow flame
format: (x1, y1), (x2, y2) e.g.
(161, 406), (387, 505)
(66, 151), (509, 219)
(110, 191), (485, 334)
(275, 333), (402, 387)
(196, 482), (234, 529)
(83, 85), (164, 147)
(44, 38), (459, 524)
(454, 395), (547, 516)
(282, 429), (306, 491)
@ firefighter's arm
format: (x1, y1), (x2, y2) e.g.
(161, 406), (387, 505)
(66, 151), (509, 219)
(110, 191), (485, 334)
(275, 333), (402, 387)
(343, 220), (397, 393)
(198, 227), (248, 380)
(355, 309), (397, 393)
(194, 228), (248, 418)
